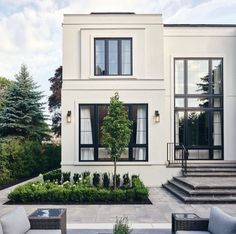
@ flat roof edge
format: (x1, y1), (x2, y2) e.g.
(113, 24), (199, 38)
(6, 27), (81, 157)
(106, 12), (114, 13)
(164, 24), (236, 28)
(64, 13), (162, 16)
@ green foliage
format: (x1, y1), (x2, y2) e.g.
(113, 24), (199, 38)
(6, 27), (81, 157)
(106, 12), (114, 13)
(113, 174), (121, 188)
(102, 92), (132, 160)
(43, 169), (61, 183)
(8, 176), (148, 204)
(0, 138), (61, 185)
(0, 64), (50, 140)
(48, 66), (62, 136)
(101, 92), (132, 189)
(113, 217), (132, 234)
(132, 177), (149, 202)
(0, 77), (12, 110)
(103, 172), (110, 188)
(62, 172), (71, 182)
(73, 173), (81, 183)
(92, 173), (100, 187)
(123, 173), (131, 188)
(82, 171), (90, 179)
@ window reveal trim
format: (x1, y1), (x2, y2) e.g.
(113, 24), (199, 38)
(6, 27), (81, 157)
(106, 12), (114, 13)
(94, 38), (133, 76)
(174, 58), (224, 160)
(79, 104), (148, 162)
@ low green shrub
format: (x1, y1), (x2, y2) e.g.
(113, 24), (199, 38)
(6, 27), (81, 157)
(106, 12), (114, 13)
(103, 173), (110, 188)
(8, 176), (149, 204)
(123, 173), (130, 188)
(73, 173), (81, 183)
(43, 169), (61, 183)
(82, 171), (90, 179)
(132, 177), (149, 202)
(92, 173), (100, 187)
(113, 174), (121, 188)
(62, 172), (71, 182)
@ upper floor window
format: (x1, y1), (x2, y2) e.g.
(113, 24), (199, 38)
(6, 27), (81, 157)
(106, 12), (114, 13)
(95, 38), (132, 76)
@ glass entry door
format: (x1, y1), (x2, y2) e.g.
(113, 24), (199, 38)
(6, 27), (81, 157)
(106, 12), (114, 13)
(174, 59), (223, 160)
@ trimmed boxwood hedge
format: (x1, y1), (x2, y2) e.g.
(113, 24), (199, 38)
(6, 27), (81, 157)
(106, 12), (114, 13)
(8, 177), (149, 204)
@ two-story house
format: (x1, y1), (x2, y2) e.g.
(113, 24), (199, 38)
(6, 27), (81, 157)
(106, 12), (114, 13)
(61, 13), (236, 186)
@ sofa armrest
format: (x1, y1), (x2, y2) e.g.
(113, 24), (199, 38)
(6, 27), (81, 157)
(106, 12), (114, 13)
(173, 218), (209, 233)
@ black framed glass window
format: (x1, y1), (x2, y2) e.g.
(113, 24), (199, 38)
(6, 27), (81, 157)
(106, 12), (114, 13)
(95, 38), (132, 76)
(174, 58), (223, 160)
(79, 104), (148, 161)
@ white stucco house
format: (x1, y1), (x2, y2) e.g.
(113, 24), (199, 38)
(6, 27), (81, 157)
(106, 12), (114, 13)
(61, 13), (236, 186)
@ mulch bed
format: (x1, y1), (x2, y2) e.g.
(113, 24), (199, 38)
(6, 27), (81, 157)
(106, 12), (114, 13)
(5, 199), (152, 205)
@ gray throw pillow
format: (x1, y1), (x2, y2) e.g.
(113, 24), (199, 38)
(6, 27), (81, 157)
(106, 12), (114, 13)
(0, 206), (31, 234)
(208, 207), (236, 234)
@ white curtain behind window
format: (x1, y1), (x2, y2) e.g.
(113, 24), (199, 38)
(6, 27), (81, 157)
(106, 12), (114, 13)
(213, 112), (221, 146)
(81, 106), (94, 160)
(134, 106), (146, 160)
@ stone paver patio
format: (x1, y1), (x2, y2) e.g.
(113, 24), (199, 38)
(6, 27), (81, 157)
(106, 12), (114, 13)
(1, 181), (236, 226)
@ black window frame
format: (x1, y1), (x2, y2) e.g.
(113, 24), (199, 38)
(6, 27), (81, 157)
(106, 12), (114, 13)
(79, 103), (148, 162)
(174, 58), (224, 160)
(94, 38), (133, 76)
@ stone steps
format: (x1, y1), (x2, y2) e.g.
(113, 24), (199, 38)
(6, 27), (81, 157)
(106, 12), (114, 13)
(163, 163), (236, 203)
(184, 172), (236, 177)
(163, 180), (236, 203)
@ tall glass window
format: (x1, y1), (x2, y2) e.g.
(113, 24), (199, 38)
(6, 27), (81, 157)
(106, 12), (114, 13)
(95, 38), (132, 76)
(79, 104), (148, 161)
(174, 58), (223, 160)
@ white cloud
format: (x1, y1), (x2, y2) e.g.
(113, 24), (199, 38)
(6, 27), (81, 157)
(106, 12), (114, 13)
(0, 0), (235, 118)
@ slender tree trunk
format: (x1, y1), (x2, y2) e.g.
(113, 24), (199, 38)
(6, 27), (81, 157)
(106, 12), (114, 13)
(114, 157), (117, 190)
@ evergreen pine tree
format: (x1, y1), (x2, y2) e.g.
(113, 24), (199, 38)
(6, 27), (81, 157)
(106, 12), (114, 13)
(0, 64), (49, 140)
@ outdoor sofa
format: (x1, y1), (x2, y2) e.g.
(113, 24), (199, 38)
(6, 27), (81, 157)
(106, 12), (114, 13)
(175, 207), (236, 234)
(0, 207), (61, 234)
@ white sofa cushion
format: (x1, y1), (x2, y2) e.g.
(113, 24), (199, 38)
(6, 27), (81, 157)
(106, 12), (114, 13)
(0, 223), (3, 234)
(208, 207), (236, 234)
(26, 230), (61, 234)
(0, 206), (30, 234)
(176, 232), (210, 234)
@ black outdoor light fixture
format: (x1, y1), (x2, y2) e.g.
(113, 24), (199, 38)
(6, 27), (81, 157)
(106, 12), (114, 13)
(155, 110), (160, 123)
(67, 111), (72, 123)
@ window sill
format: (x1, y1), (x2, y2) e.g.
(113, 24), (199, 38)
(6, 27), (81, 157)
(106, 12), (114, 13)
(74, 161), (150, 166)
(61, 161), (167, 166)
(89, 76), (137, 80)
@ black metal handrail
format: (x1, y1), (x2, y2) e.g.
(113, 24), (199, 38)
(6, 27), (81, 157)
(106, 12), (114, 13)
(167, 142), (189, 176)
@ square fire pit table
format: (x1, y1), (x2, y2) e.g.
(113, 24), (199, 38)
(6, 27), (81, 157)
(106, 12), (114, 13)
(29, 208), (66, 234)
(172, 213), (200, 234)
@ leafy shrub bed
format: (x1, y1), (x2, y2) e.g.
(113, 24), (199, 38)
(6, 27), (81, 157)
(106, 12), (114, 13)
(8, 176), (149, 204)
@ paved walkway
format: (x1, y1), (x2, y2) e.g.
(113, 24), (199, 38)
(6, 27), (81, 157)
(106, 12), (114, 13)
(1, 180), (236, 225)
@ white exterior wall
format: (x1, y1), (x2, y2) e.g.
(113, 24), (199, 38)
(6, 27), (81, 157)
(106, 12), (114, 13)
(164, 26), (236, 161)
(62, 14), (180, 187)
(62, 14), (236, 186)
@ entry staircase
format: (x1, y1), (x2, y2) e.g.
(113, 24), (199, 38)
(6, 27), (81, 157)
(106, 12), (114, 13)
(163, 143), (236, 203)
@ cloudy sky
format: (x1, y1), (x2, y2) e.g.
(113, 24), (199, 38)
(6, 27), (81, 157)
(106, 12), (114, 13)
(0, 0), (236, 115)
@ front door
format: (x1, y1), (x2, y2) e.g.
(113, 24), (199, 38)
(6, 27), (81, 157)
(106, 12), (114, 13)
(174, 58), (223, 160)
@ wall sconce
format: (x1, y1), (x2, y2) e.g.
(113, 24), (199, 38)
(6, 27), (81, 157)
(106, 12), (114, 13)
(67, 111), (72, 123)
(154, 110), (160, 123)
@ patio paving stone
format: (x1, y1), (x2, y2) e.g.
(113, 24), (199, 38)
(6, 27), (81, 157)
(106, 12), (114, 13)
(1, 181), (236, 225)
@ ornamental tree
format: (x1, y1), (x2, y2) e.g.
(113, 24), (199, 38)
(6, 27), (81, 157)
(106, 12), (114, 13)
(0, 64), (49, 140)
(101, 92), (132, 189)
(48, 66), (62, 136)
